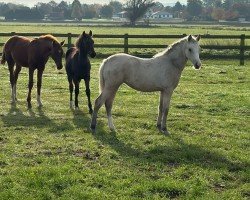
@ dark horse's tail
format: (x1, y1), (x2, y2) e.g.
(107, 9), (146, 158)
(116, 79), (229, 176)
(1, 44), (6, 65)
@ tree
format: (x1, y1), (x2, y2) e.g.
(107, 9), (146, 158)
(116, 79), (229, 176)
(187, 0), (203, 19)
(124, 0), (155, 26)
(71, 0), (83, 20)
(100, 5), (114, 18)
(109, 1), (123, 13)
(35, 2), (53, 15)
(172, 1), (184, 18)
(82, 4), (97, 19)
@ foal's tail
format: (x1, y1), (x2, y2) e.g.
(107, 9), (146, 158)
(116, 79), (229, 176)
(1, 45), (6, 65)
(99, 59), (107, 94)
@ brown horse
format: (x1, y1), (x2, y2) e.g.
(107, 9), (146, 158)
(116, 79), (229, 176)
(1, 35), (65, 108)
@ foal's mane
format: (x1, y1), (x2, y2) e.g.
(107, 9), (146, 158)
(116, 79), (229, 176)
(75, 34), (85, 49)
(39, 34), (60, 43)
(153, 37), (187, 58)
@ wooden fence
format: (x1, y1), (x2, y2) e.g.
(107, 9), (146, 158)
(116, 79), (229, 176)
(0, 32), (249, 65)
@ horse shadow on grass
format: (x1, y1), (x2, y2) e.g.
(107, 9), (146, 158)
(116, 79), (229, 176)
(89, 121), (249, 172)
(0, 103), (74, 134)
(71, 108), (92, 132)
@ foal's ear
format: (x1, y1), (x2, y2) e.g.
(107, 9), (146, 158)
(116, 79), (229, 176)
(82, 31), (86, 36)
(60, 40), (65, 46)
(89, 30), (93, 36)
(196, 35), (201, 41)
(188, 35), (192, 42)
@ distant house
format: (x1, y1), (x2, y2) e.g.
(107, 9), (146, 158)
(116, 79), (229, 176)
(149, 11), (173, 19)
(112, 11), (128, 20)
(45, 11), (64, 20)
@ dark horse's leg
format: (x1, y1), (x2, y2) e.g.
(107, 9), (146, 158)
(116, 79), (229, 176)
(68, 77), (74, 108)
(73, 79), (80, 109)
(84, 78), (93, 114)
(27, 68), (35, 108)
(37, 68), (44, 107)
(13, 64), (22, 101)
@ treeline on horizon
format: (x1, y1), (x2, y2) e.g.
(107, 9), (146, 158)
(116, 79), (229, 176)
(0, 0), (249, 22)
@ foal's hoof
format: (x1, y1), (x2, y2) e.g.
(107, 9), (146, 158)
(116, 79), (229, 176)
(90, 124), (96, 133)
(38, 104), (43, 108)
(157, 125), (170, 136)
(161, 129), (171, 136)
(27, 103), (32, 109)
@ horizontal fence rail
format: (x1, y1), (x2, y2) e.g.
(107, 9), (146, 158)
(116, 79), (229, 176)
(0, 32), (249, 65)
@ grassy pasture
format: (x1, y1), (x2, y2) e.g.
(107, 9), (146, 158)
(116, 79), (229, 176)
(0, 23), (249, 199)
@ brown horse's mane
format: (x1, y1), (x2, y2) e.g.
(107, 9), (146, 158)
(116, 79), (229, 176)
(39, 34), (60, 43)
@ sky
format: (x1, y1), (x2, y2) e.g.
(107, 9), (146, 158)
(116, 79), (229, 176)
(1, 0), (187, 7)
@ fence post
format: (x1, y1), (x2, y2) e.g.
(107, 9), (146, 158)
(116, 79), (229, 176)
(240, 34), (245, 66)
(124, 33), (128, 54)
(67, 33), (72, 49)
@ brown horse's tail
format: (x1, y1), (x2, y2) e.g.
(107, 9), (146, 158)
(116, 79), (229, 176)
(1, 45), (6, 65)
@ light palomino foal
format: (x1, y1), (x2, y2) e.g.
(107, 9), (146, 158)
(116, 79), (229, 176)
(91, 35), (201, 135)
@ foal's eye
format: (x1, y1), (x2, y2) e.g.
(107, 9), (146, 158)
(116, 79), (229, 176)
(189, 48), (192, 52)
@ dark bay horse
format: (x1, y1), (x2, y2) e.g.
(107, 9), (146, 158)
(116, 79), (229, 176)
(1, 35), (65, 108)
(65, 30), (96, 113)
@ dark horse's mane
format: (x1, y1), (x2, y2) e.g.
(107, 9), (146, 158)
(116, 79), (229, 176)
(75, 34), (84, 49)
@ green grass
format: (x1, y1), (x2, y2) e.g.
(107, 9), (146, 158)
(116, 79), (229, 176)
(0, 58), (249, 199)
(0, 23), (249, 199)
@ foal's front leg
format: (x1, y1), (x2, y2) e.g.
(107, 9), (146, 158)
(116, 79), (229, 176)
(37, 69), (44, 107)
(84, 78), (93, 114)
(73, 79), (80, 109)
(27, 68), (35, 108)
(157, 91), (163, 130)
(160, 90), (173, 135)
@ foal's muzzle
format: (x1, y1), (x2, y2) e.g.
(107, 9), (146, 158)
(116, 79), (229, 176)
(194, 62), (201, 69)
(56, 63), (63, 70)
(90, 51), (96, 58)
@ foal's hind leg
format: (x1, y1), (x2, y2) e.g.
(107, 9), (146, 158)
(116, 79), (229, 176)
(105, 89), (118, 131)
(13, 64), (22, 101)
(90, 89), (111, 131)
(7, 60), (15, 103)
(84, 78), (93, 114)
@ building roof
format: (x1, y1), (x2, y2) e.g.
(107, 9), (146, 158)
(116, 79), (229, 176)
(151, 11), (172, 16)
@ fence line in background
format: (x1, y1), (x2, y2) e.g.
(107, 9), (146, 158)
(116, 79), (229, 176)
(0, 32), (249, 65)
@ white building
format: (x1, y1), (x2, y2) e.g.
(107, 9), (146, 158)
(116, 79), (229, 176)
(149, 11), (173, 19)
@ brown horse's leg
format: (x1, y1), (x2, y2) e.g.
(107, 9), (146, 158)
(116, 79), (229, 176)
(37, 69), (44, 107)
(84, 78), (93, 114)
(13, 64), (22, 101)
(73, 79), (80, 109)
(7, 60), (15, 103)
(27, 68), (35, 108)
